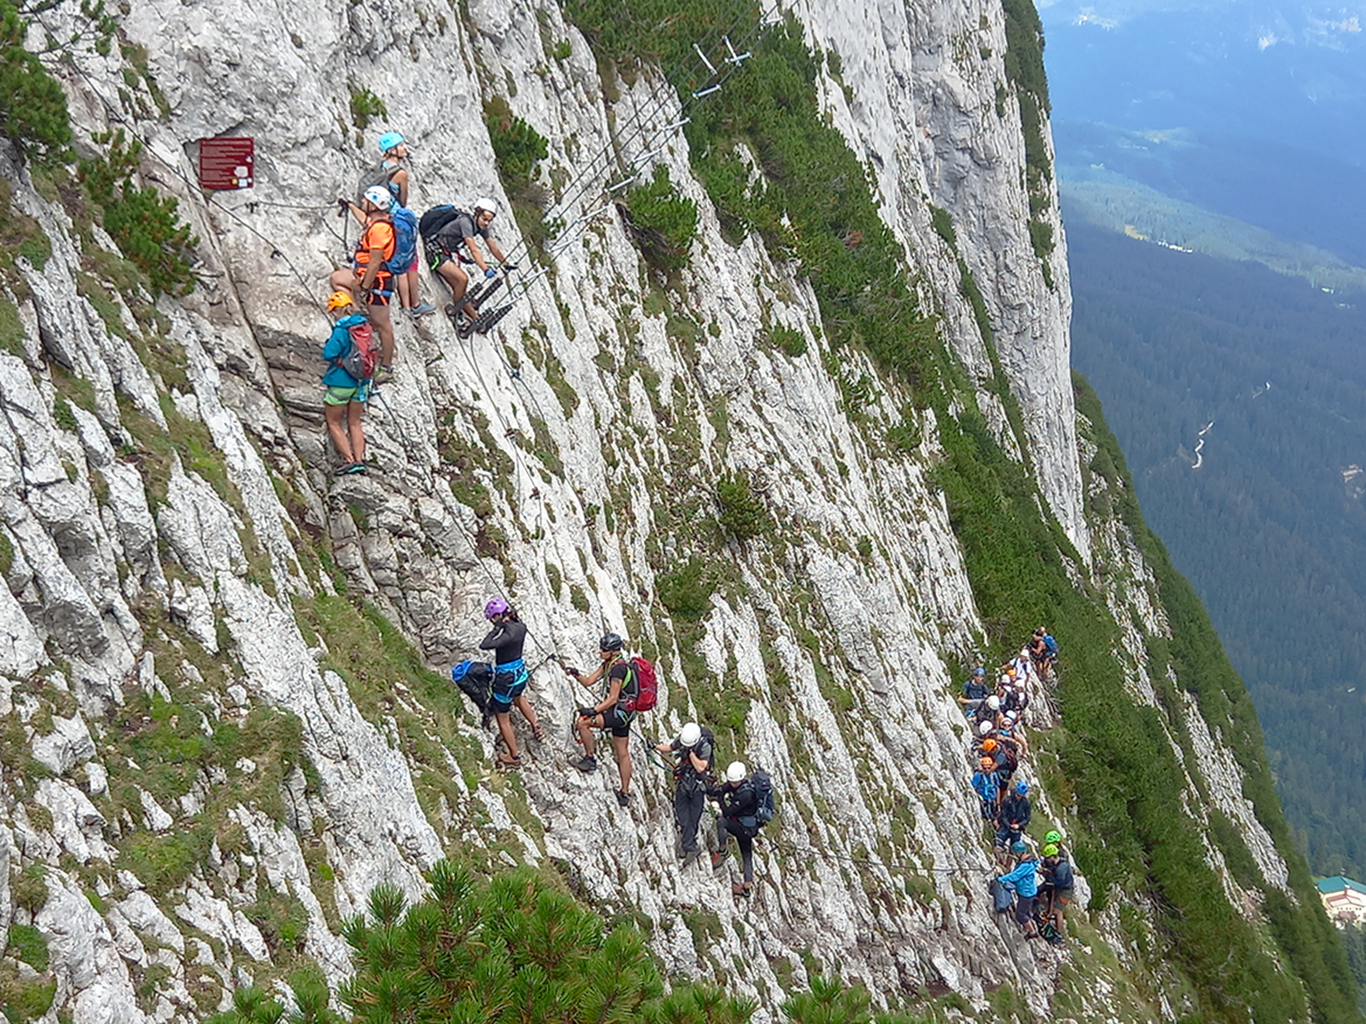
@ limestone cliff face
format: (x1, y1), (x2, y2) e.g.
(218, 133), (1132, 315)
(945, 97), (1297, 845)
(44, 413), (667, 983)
(0, 0), (1293, 1021)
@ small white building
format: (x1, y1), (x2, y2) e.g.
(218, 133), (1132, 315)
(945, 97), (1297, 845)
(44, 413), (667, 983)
(1315, 876), (1366, 925)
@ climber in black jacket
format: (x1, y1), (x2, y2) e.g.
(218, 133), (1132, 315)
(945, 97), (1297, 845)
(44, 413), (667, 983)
(479, 599), (544, 769)
(710, 761), (759, 897)
(994, 780), (1032, 865)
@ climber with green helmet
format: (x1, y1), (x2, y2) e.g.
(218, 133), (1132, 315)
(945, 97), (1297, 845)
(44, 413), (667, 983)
(655, 722), (714, 862)
(565, 632), (637, 807)
(1039, 839), (1074, 943)
(479, 599), (544, 770)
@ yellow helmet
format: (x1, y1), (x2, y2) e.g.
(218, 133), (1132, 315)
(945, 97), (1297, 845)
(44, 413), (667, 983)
(326, 291), (354, 311)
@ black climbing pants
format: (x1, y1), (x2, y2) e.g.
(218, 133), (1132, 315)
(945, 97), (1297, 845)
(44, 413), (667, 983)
(717, 817), (755, 883)
(675, 784), (705, 853)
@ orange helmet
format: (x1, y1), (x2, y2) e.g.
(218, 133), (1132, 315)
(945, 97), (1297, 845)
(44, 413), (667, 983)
(979, 756), (994, 769)
(326, 291), (354, 311)
(981, 739), (998, 753)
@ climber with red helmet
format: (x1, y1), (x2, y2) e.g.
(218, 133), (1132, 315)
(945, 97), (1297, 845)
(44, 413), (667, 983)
(479, 598), (544, 770)
(564, 632), (637, 807)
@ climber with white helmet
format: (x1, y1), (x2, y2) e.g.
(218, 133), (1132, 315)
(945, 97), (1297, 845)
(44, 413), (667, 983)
(418, 196), (516, 335)
(710, 761), (760, 897)
(655, 722), (715, 862)
(331, 186), (399, 381)
(564, 632), (637, 807)
(479, 599), (544, 770)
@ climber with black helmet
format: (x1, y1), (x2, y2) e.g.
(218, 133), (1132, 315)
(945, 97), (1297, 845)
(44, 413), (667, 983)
(331, 186), (398, 381)
(655, 722), (714, 862)
(710, 761), (760, 897)
(994, 780), (1032, 865)
(565, 632), (637, 806)
(422, 197), (515, 334)
(479, 599), (544, 769)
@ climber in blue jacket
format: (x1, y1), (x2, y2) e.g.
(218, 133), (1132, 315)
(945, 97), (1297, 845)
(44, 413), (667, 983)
(996, 842), (1040, 938)
(971, 757), (1001, 821)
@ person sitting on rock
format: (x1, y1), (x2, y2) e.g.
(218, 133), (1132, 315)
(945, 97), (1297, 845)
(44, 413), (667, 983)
(320, 292), (370, 475)
(423, 197), (513, 327)
(479, 598), (544, 770)
(959, 667), (989, 715)
(710, 760), (760, 897)
(996, 842), (1040, 938)
(565, 632), (636, 807)
(655, 722), (714, 862)
(331, 187), (398, 381)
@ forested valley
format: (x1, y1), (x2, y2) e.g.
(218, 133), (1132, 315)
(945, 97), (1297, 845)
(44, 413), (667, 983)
(1066, 216), (1366, 878)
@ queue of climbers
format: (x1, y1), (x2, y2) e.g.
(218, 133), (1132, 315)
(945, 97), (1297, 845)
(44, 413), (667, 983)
(319, 131), (518, 473)
(966, 629), (1073, 946)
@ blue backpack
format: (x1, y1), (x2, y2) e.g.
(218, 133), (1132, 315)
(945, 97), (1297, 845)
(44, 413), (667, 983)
(1044, 634), (1058, 656)
(387, 206), (418, 274)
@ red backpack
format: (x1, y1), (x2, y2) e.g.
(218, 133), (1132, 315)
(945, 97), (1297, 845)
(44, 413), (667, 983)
(625, 656), (657, 712)
(332, 317), (379, 382)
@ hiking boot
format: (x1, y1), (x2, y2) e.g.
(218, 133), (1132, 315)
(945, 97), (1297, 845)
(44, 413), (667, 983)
(732, 882), (752, 897)
(571, 755), (597, 773)
(443, 303), (458, 319)
(682, 848), (700, 866)
(409, 301), (436, 317)
(711, 852), (727, 872)
(333, 463), (355, 476)
(374, 365), (395, 385)
(615, 790), (630, 808)
(345, 461), (367, 474)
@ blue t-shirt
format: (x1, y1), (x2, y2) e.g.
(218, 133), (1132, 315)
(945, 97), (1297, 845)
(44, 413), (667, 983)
(322, 314), (368, 387)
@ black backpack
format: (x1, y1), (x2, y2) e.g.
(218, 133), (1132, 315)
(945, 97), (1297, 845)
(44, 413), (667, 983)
(419, 204), (462, 241)
(451, 660), (494, 724)
(737, 766), (776, 833)
(356, 162), (398, 203)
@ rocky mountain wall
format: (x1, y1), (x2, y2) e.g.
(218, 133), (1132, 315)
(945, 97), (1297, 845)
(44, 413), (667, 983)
(0, 0), (1320, 1021)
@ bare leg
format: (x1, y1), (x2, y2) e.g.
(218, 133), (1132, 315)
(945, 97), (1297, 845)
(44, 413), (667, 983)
(513, 693), (540, 732)
(407, 266), (421, 308)
(324, 403), (354, 462)
(328, 268), (357, 301)
(574, 714), (599, 758)
(396, 272), (413, 310)
(495, 711), (519, 760)
(368, 302), (395, 366)
(611, 733), (632, 795)
(347, 401), (365, 462)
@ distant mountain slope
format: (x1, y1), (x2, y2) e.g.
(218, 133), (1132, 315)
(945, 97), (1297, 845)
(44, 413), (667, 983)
(1067, 219), (1366, 876)
(1059, 164), (1366, 293)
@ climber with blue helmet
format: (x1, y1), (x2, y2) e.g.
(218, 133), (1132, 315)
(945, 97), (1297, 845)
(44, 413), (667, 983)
(996, 841), (1041, 937)
(959, 666), (989, 714)
(331, 185), (399, 380)
(356, 132), (435, 321)
(564, 632), (636, 807)
(479, 598), (544, 769)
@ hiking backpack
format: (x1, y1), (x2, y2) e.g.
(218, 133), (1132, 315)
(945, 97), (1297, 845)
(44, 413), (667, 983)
(750, 765), (776, 826)
(451, 660), (494, 720)
(384, 207), (418, 275)
(1044, 634), (1058, 657)
(624, 656), (657, 712)
(356, 161), (399, 203)
(419, 204), (462, 242)
(332, 316), (380, 382)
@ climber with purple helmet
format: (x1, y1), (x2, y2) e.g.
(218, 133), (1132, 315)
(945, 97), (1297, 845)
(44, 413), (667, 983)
(479, 598), (544, 769)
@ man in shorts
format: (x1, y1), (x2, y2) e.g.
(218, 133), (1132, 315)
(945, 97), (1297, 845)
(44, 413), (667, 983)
(320, 292), (370, 474)
(566, 632), (637, 807)
(423, 197), (513, 327)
